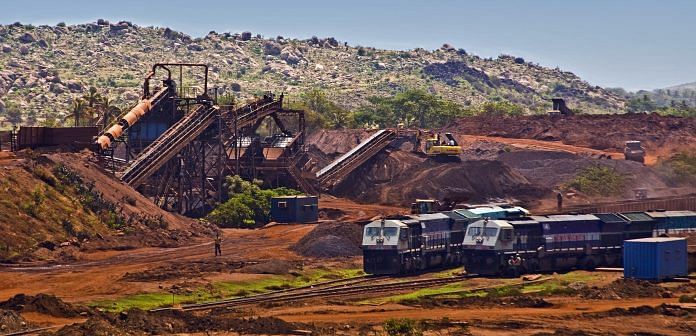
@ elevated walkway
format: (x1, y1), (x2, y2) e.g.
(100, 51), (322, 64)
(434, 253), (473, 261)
(316, 129), (396, 190)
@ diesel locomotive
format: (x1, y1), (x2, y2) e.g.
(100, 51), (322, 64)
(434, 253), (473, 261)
(361, 204), (529, 274)
(362, 208), (696, 275)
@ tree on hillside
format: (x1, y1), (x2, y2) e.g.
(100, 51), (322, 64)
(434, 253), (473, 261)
(357, 89), (470, 128)
(98, 96), (122, 127)
(475, 101), (524, 117)
(301, 89), (352, 128)
(4, 101), (23, 126)
(65, 98), (86, 126)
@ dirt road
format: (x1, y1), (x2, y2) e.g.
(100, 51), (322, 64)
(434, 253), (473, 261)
(462, 135), (660, 165)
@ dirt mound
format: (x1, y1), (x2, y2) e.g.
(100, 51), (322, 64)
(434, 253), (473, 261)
(0, 293), (84, 317)
(332, 150), (547, 206)
(291, 222), (363, 258)
(53, 309), (306, 335)
(583, 304), (691, 319)
(306, 129), (375, 155)
(417, 296), (553, 308)
(0, 150), (217, 262)
(579, 278), (667, 300)
(448, 113), (696, 153)
(0, 309), (31, 334)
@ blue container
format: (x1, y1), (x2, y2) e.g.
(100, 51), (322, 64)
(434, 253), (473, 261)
(623, 237), (687, 281)
(270, 196), (318, 223)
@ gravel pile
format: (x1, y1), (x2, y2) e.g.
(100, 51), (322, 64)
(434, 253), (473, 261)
(291, 222), (363, 258)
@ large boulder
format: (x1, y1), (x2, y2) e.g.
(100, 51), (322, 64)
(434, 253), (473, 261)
(263, 41), (281, 55)
(1, 45), (11, 53)
(240, 31), (252, 41)
(65, 80), (83, 92)
(19, 32), (36, 43)
(280, 47), (303, 65)
(187, 43), (204, 51)
(18, 46), (29, 55)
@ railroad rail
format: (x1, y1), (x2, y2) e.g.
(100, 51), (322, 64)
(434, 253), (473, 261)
(172, 275), (470, 312)
(316, 129), (396, 190)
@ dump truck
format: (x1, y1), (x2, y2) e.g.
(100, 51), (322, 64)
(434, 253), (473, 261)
(423, 132), (462, 157)
(624, 140), (645, 163)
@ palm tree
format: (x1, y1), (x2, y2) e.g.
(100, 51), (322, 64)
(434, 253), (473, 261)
(98, 96), (121, 128)
(83, 86), (102, 108)
(65, 98), (86, 126)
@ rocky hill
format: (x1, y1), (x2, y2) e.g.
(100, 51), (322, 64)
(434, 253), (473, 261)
(0, 20), (627, 126)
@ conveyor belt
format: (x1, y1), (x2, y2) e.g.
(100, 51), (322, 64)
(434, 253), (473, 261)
(316, 129), (395, 189)
(120, 104), (219, 188)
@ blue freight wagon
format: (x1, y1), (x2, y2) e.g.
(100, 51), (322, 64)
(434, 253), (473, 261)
(270, 196), (318, 223)
(623, 237), (687, 281)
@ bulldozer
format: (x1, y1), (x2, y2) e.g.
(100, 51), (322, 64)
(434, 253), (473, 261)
(421, 132), (462, 157)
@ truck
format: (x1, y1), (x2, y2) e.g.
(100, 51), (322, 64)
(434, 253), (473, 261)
(624, 141), (645, 163)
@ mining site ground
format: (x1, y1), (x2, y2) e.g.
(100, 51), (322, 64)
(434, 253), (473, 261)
(0, 114), (695, 335)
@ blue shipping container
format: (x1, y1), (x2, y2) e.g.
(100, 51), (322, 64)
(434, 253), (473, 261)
(623, 237), (687, 281)
(270, 196), (318, 223)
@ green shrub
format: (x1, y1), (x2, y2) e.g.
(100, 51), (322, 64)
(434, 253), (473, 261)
(383, 318), (423, 336)
(658, 152), (696, 186)
(567, 165), (625, 195)
(206, 175), (301, 228)
(679, 294), (696, 303)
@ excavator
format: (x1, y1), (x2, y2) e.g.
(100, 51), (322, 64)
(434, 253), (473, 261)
(421, 131), (462, 157)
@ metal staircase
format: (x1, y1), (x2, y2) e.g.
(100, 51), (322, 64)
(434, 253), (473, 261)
(120, 104), (219, 188)
(316, 129), (396, 190)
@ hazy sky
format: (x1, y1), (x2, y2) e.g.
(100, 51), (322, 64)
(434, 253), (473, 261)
(2, 0), (694, 91)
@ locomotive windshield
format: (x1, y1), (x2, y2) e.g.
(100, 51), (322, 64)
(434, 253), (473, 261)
(467, 227), (498, 237)
(383, 227), (398, 236)
(365, 227), (399, 236)
(366, 227), (380, 236)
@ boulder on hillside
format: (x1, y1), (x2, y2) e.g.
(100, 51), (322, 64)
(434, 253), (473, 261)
(19, 33), (36, 43)
(19, 46), (29, 55)
(187, 43), (204, 51)
(231, 82), (241, 92)
(37, 39), (48, 48)
(1, 45), (11, 53)
(65, 80), (83, 92)
(280, 47), (302, 65)
(240, 31), (252, 41)
(263, 41), (281, 55)
(97, 19), (109, 26)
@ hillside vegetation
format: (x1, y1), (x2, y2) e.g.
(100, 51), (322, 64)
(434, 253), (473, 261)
(0, 20), (628, 128)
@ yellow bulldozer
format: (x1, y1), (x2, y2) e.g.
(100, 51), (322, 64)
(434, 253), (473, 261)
(421, 132), (462, 157)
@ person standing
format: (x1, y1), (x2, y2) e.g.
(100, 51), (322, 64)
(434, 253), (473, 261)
(214, 234), (222, 257)
(556, 192), (563, 211)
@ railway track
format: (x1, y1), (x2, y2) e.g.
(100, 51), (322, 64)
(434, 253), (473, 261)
(153, 274), (472, 312)
(174, 276), (470, 311)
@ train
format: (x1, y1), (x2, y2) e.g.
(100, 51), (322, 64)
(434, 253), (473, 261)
(361, 204), (529, 274)
(361, 207), (696, 275)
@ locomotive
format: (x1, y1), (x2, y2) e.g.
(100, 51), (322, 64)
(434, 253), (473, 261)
(361, 204), (529, 274)
(362, 208), (696, 275)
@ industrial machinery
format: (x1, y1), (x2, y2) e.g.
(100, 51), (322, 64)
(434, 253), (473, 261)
(547, 98), (573, 117)
(624, 140), (646, 163)
(96, 63), (315, 215)
(363, 206), (696, 276)
(422, 132), (462, 157)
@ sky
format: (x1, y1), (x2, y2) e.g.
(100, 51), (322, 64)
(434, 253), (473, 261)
(1, 0), (694, 91)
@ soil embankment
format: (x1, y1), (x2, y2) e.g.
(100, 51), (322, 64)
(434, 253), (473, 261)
(447, 113), (696, 155)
